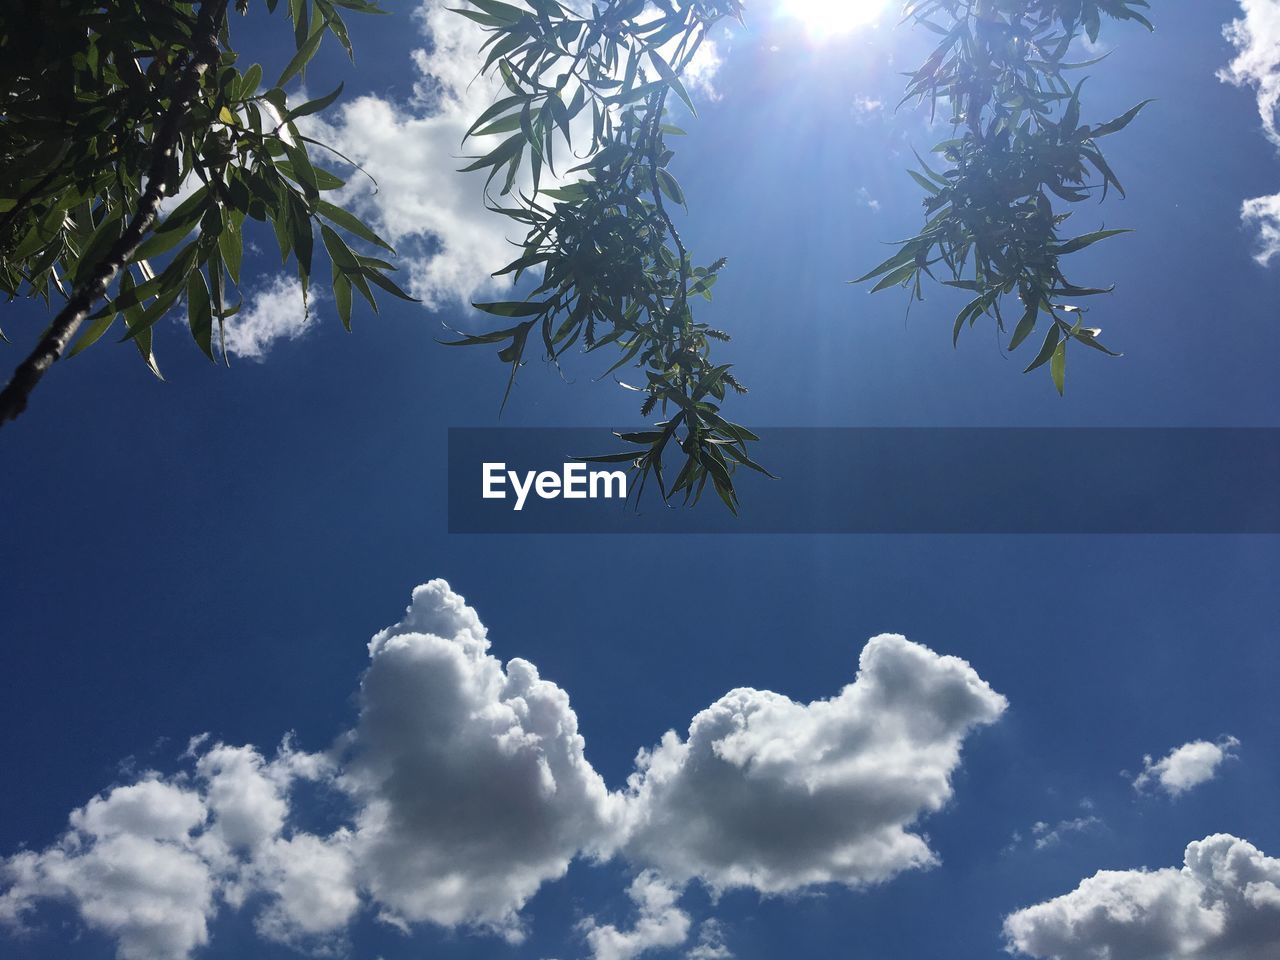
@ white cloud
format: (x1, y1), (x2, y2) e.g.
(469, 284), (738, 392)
(581, 872), (692, 960)
(683, 41), (725, 102)
(1221, 1), (1280, 148)
(2, 582), (1005, 959)
(622, 634), (1008, 893)
(1131, 735), (1240, 797)
(852, 94), (884, 120)
(1242, 192), (1280, 265)
(250, 831), (360, 950)
(1220, 1), (1280, 264)
(295, 3), (515, 310)
(302, 2), (728, 310)
(686, 918), (733, 960)
(341, 580), (623, 940)
(0, 779), (215, 960)
(1004, 833), (1280, 960)
(0, 744), (341, 960)
(1030, 816), (1102, 852)
(222, 275), (319, 361)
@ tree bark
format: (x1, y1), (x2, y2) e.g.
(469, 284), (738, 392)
(0, 0), (229, 427)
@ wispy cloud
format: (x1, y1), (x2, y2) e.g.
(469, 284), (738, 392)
(1031, 815), (1103, 851)
(1006, 799), (1103, 854)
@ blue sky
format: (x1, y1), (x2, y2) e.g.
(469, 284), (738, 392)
(2, 2), (1280, 960)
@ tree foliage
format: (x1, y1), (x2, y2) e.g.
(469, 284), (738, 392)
(446, 0), (762, 514)
(0, 0), (1156, 513)
(857, 0), (1155, 394)
(0, 0), (412, 422)
(454, 0), (1155, 511)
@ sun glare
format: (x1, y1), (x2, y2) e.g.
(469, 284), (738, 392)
(781, 0), (887, 37)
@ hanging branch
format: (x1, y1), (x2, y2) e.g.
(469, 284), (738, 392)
(448, 0), (763, 512)
(0, 0), (230, 423)
(0, 0), (407, 427)
(857, 0), (1155, 394)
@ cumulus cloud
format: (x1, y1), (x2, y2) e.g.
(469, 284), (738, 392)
(0, 743), (337, 960)
(1220, 1), (1280, 264)
(1004, 833), (1280, 960)
(341, 581), (622, 939)
(249, 832), (360, 949)
(2, 582), (1005, 959)
(581, 872), (692, 960)
(1131, 735), (1240, 797)
(221, 276), (319, 361)
(622, 634), (1008, 893)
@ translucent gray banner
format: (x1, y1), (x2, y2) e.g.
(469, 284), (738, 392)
(448, 428), (1280, 534)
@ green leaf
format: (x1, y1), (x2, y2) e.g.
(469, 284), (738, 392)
(648, 49), (696, 117)
(333, 263), (353, 330)
(656, 168), (685, 206)
(853, 245), (916, 284)
(66, 310), (116, 358)
(908, 169), (942, 195)
(1052, 229), (1130, 256)
(317, 199), (394, 252)
(363, 268), (418, 302)
(277, 19), (326, 87)
(283, 141), (320, 198)
(1008, 301), (1039, 351)
(287, 82), (345, 120)
(188, 269), (215, 361)
(1024, 324), (1062, 374)
(1089, 99), (1155, 139)
(472, 300), (549, 317)
(238, 63), (263, 99)
(458, 132), (525, 173)
(464, 95), (525, 141)
(465, 0), (526, 24)
(276, 161), (345, 191)
(320, 223), (360, 271)
(1050, 339), (1067, 395)
(72, 206), (124, 287)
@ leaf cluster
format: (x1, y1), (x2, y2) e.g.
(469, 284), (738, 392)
(449, 0), (766, 513)
(858, 0), (1154, 394)
(0, 0), (411, 373)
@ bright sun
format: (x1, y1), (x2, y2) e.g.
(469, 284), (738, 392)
(781, 0), (887, 37)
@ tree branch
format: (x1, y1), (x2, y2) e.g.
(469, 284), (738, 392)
(0, 0), (230, 427)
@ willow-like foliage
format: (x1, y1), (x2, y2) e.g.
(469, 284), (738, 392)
(859, 0), (1155, 394)
(457, 0), (1155, 512)
(449, 0), (762, 513)
(0, 0), (411, 422)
